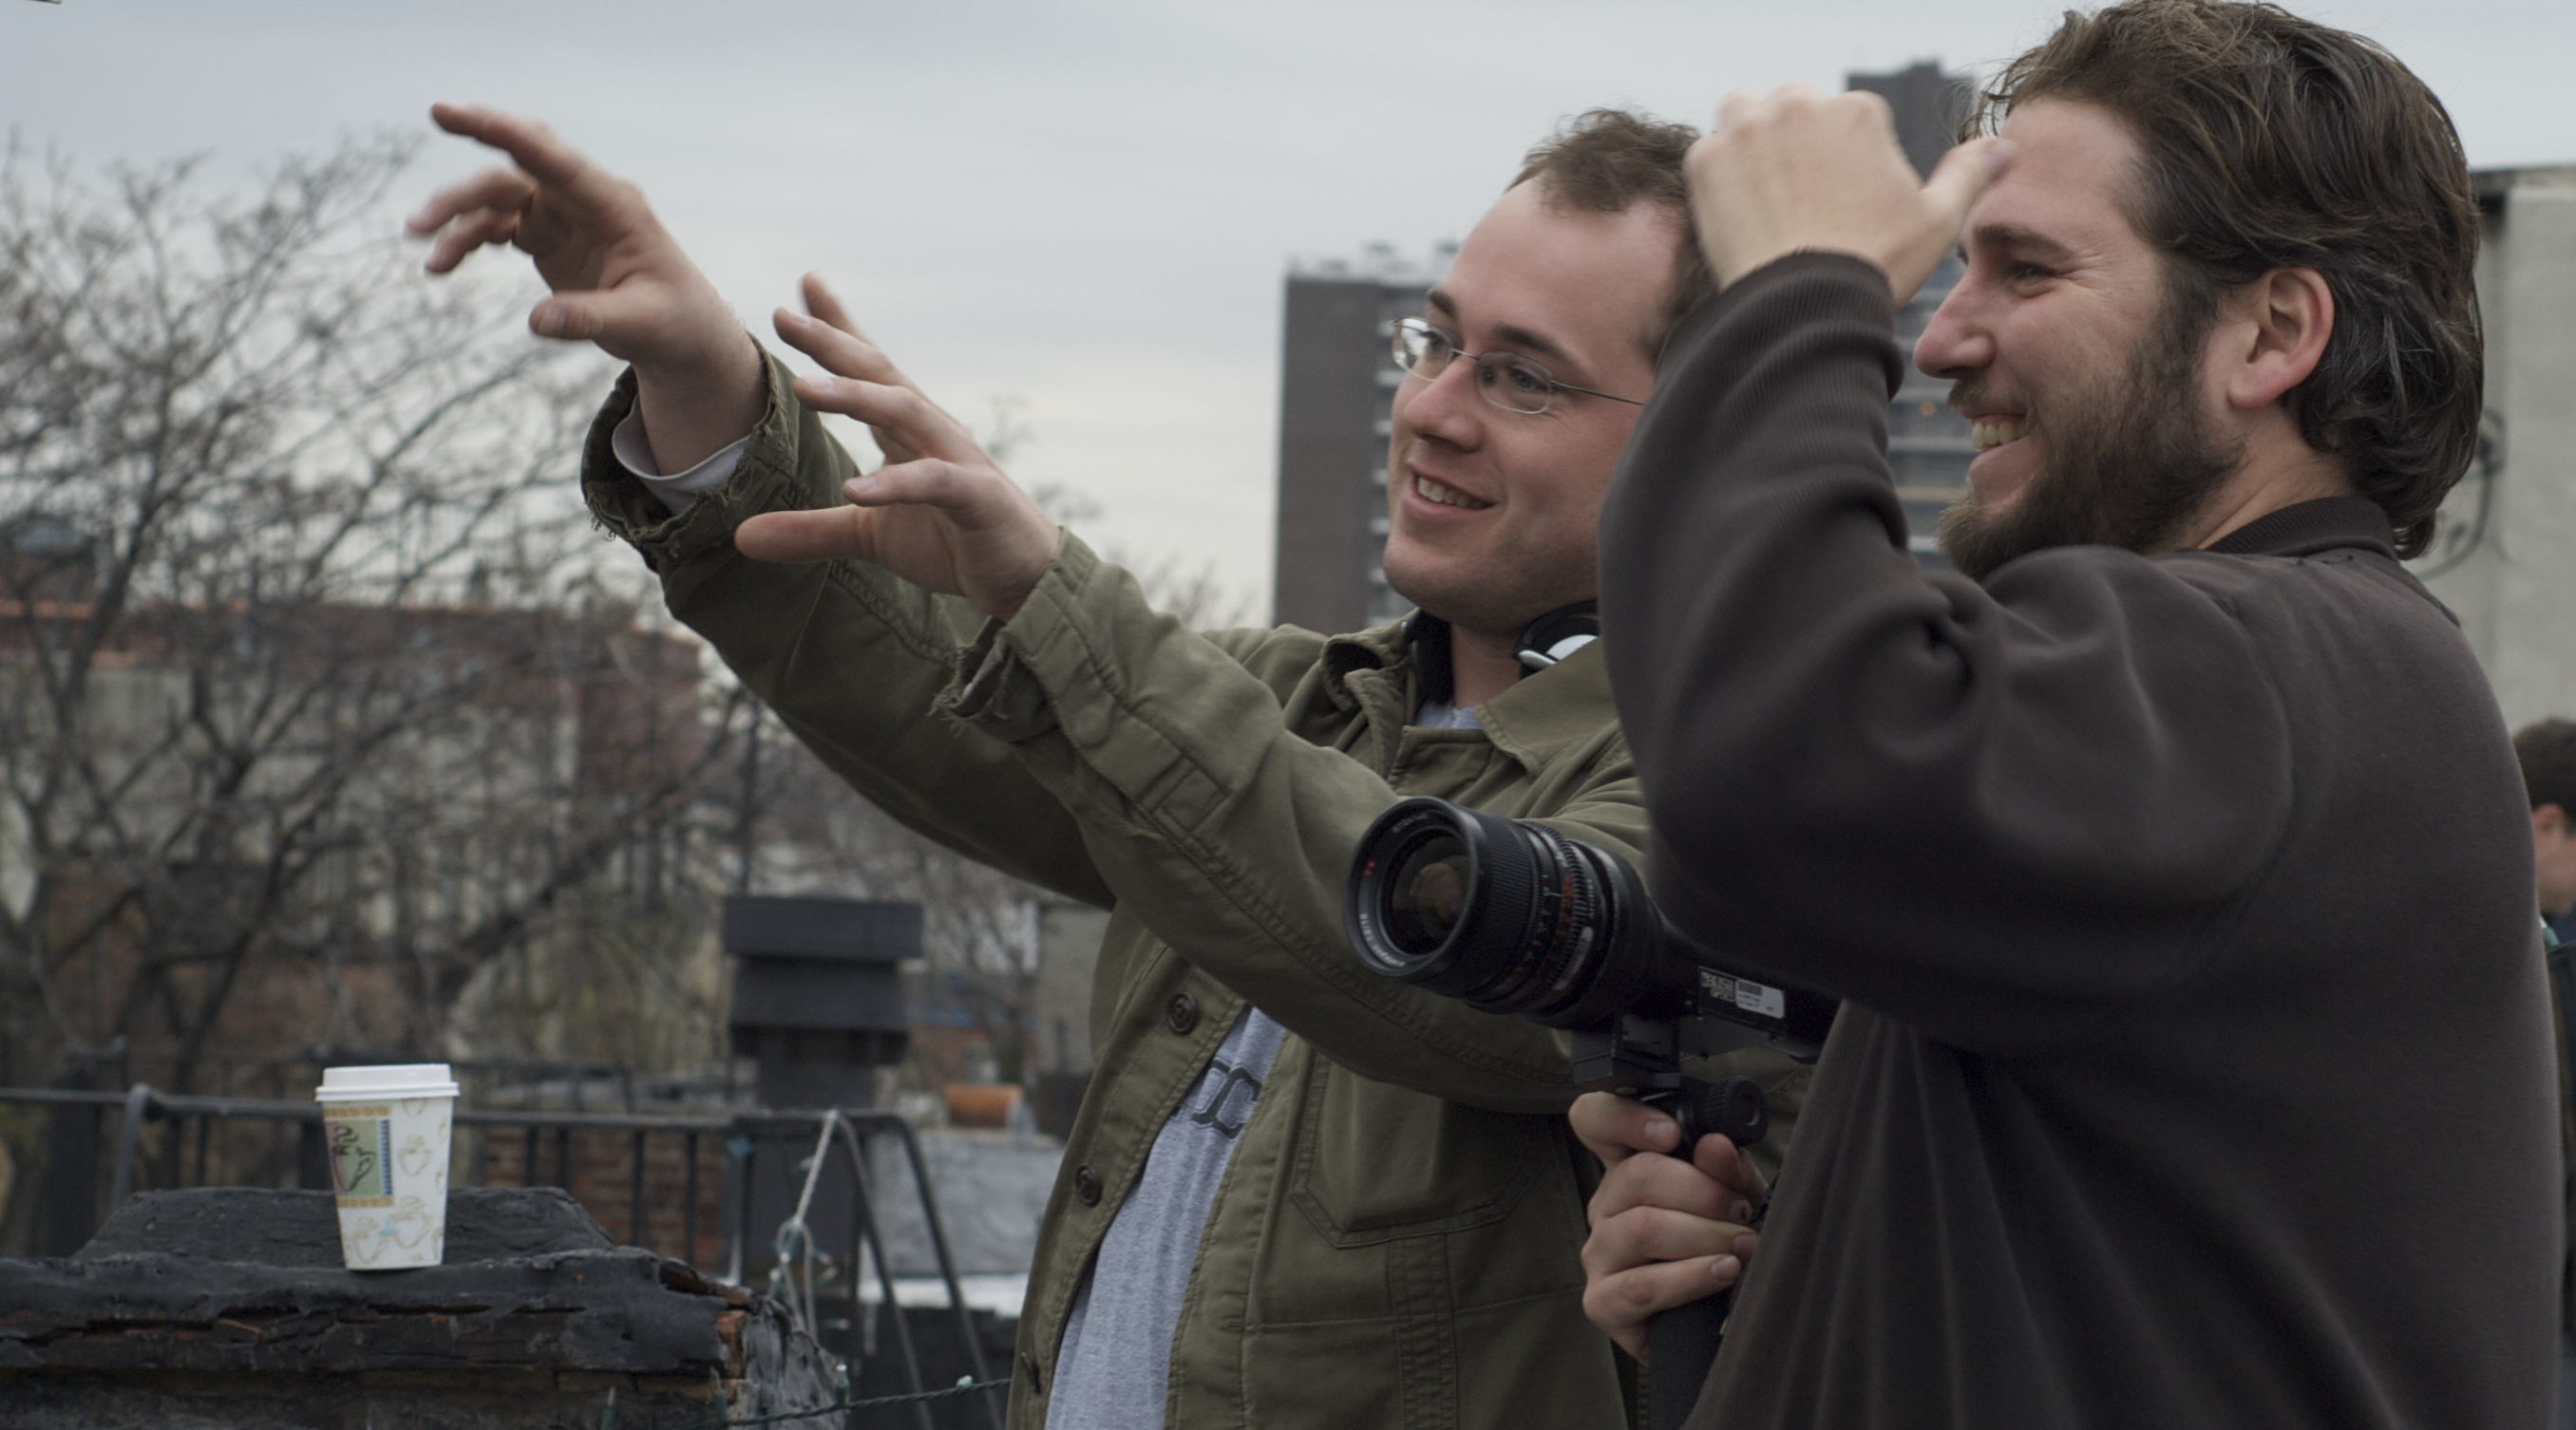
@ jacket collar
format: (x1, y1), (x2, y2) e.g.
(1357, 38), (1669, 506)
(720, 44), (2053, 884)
(1320, 612), (1619, 771)
(2202, 496), (2396, 559)
(1320, 617), (1411, 701)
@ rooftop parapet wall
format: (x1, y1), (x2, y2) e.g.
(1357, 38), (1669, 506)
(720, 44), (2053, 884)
(0, 1187), (837, 1430)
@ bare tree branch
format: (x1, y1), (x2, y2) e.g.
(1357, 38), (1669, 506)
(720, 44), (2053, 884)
(0, 137), (735, 1095)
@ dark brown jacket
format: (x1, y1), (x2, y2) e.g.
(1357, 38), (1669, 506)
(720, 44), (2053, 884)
(1601, 254), (2558, 1429)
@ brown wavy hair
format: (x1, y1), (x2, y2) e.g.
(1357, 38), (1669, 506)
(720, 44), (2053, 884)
(1973, 0), (2482, 556)
(1513, 108), (1712, 361)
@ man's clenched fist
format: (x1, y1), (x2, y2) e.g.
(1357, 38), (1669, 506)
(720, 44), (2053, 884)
(1687, 85), (2012, 304)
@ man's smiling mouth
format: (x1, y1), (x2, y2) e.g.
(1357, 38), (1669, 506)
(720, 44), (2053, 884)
(1414, 474), (1494, 510)
(1969, 417), (2034, 451)
(1967, 417), (2030, 450)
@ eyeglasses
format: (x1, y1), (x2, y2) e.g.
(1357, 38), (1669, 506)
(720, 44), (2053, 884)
(1389, 317), (1645, 416)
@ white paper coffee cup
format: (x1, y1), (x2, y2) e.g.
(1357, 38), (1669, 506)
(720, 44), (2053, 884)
(314, 1063), (460, 1270)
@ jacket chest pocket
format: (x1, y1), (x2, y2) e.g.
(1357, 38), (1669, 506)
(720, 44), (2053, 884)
(1283, 1055), (1547, 1245)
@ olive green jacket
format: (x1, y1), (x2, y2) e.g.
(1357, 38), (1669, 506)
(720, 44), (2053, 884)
(581, 355), (1799, 1429)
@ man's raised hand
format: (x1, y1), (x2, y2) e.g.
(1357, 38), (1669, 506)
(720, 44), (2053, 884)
(1688, 85), (2012, 306)
(734, 279), (1061, 623)
(408, 103), (761, 472)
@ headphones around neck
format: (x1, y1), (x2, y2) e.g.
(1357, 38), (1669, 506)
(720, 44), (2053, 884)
(1406, 600), (1600, 706)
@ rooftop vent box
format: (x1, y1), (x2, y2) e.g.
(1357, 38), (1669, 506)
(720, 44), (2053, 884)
(724, 895), (918, 1109)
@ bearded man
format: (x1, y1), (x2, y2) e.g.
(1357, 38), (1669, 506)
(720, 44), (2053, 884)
(1572, 3), (2560, 1426)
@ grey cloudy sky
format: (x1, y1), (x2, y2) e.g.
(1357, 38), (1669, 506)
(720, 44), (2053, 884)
(8, 0), (2569, 616)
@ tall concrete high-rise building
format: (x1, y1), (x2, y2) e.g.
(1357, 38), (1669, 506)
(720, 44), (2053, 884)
(1271, 241), (1451, 634)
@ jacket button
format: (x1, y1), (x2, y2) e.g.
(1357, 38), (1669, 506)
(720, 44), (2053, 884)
(1074, 1164), (1103, 1206)
(1165, 993), (1200, 1034)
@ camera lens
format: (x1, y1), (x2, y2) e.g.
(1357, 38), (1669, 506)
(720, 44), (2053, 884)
(1385, 835), (1471, 953)
(1347, 797), (1664, 1025)
(1347, 797), (1838, 1052)
(1345, 799), (1530, 992)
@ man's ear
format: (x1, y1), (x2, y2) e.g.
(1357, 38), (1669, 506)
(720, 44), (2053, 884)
(2221, 268), (2334, 412)
(2538, 802), (2569, 841)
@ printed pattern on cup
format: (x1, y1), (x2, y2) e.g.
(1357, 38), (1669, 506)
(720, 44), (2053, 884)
(398, 1130), (437, 1180)
(342, 1195), (445, 1267)
(325, 1106), (394, 1207)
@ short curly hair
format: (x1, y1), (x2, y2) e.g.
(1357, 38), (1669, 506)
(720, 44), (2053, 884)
(1973, 0), (2483, 557)
(1512, 108), (1710, 362)
(2515, 719), (2576, 815)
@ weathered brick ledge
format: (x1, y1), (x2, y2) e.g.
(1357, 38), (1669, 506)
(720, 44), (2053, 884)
(0, 1187), (838, 1430)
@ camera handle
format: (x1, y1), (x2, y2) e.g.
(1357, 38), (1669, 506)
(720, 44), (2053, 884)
(1639, 1075), (1768, 1430)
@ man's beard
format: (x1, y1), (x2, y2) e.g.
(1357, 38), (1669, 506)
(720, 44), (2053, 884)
(1936, 304), (2243, 583)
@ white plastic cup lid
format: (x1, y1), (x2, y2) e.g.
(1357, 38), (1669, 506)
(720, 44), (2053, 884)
(315, 1063), (461, 1101)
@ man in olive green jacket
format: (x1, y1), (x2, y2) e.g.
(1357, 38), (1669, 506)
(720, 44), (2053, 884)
(414, 104), (1794, 1429)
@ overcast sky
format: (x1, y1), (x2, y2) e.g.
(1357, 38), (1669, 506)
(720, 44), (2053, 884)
(8, 0), (2570, 617)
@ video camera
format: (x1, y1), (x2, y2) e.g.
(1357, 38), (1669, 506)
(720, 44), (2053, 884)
(1344, 796), (1835, 1111)
(1343, 797), (1838, 1429)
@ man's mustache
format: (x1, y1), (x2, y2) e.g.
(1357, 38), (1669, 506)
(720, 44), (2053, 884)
(1945, 380), (2029, 418)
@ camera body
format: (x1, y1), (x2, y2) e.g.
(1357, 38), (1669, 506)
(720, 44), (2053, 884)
(1345, 797), (1835, 1118)
(1346, 796), (1833, 1425)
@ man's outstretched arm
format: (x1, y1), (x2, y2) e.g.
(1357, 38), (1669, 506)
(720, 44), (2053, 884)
(416, 104), (1067, 628)
(754, 338), (1612, 1109)
(410, 103), (764, 474)
(417, 107), (1591, 1109)
(415, 106), (1109, 904)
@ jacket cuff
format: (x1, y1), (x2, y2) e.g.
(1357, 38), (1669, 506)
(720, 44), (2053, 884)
(938, 535), (1109, 743)
(579, 348), (824, 578)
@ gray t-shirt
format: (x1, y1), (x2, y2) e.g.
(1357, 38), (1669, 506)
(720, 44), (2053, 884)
(1046, 1007), (1285, 1430)
(1411, 700), (1482, 730)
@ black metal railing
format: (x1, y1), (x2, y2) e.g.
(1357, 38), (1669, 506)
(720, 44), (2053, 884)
(0, 1084), (1006, 1430)
(37, 1047), (739, 1117)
